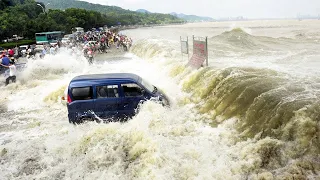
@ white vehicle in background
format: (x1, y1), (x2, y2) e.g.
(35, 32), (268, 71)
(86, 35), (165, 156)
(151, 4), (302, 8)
(50, 40), (58, 47)
(19, 45), (29, 56)
(61, 38), (70, 45)
(64, 34), (74, 40)
(72, 27), (84, 34)
(34, 44), (45, 51)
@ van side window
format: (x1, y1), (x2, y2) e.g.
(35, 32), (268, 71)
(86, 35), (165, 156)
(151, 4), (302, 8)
(97, 85), (119, 98)
(121, 83), (144, 97)
(71, 87), (93, 100)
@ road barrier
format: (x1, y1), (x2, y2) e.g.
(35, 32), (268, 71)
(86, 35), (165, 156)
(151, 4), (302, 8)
(180, 36), (208, 69)
(180, 36), (189, 60)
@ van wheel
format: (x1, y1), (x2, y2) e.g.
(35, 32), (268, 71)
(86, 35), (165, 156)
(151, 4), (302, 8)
(69, 118), (84, 124)
(94, 118), (102, 123)
(79, 117), (100, 123)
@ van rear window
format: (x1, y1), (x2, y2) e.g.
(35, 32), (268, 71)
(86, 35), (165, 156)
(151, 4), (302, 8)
(72, 87), (93, 100)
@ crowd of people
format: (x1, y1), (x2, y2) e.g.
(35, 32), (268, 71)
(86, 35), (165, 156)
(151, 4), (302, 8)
(0, 44), (59, 62)
(0, 28), (133, 86)
(0, 47), (19, 61)
(66, 29), (133, 61)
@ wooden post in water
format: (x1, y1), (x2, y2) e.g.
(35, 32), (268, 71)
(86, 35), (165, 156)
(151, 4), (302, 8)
(206, 36), (208, 66)
(187, 36), (189, 60)
(180, 36), (183, 61)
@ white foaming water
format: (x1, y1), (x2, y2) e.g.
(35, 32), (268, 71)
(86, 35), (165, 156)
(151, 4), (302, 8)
(0, 48), (245, 179)
(1, 20), (320, 179)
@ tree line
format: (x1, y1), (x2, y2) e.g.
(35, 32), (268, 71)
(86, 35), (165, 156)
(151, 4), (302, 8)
(37, 0), (185, 25)
(0, 0), (184, 40)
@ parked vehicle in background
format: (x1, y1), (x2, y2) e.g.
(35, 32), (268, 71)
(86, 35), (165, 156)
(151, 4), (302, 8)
(34, 44), (45, 51)
(0, 47), (4, 54)
(72, 27), (84, 34)
(35, 31), (64, 44)
(64, 73), (170, 124)
(50, 40), (58, 47)
(2, 35), (24, 43)
(13, 35), (23, 40)
(63, 34), (75, 41)
(19, 45), (28, 56)
(61, 38), (70, 45)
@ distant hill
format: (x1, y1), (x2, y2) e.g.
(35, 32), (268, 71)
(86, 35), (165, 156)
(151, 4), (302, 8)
(38, 0), (137, 14)
(171, 12), (214, 22)
(135, 10), (214, 22)
(37, 0), (184, 25)
(136, 9), (151, 14)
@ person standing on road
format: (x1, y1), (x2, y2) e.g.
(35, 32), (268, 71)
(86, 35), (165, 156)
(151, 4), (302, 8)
(14, 46), (19, 59)
(41, 48), (47, 59)
(50, 46), (56, 55)
(1, 61), (17, 86)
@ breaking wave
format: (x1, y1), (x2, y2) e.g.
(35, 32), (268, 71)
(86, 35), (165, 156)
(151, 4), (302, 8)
(130, 32), (320, 178)
(209, 28), (309, 54)
(211, 28), (265, 50)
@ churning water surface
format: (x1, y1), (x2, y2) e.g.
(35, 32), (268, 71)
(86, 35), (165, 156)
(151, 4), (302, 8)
(1, 20), (320, 179)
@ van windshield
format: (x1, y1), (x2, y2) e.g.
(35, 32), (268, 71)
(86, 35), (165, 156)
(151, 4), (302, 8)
(141, 79), (156, 93)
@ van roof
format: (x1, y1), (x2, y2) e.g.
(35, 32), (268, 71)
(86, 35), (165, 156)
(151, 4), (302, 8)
(71, 73), (141, 83)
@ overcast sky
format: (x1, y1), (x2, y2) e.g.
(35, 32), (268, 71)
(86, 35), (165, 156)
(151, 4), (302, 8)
(79, 0), (320, 19)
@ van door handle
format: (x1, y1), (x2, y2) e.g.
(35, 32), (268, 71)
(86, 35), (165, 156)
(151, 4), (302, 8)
(124, 103), (129, 108)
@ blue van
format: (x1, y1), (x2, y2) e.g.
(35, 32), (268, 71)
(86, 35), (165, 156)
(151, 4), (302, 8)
(65, 73), (170, 123)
